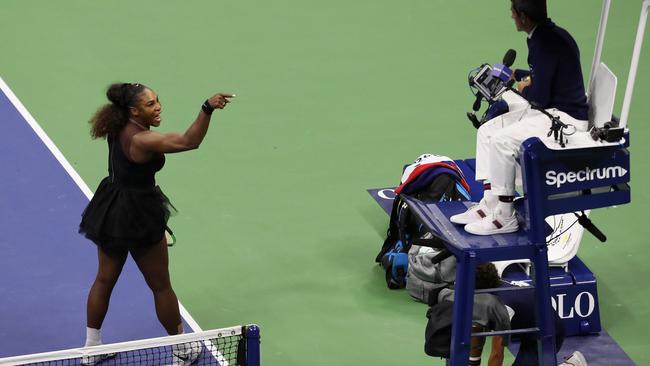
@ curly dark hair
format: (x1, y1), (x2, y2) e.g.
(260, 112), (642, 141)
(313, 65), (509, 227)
(475, 263), (501, 290)
(89, 83), (148, 139)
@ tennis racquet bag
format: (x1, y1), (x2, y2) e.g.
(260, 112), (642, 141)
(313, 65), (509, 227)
(376, 156), (471, 290)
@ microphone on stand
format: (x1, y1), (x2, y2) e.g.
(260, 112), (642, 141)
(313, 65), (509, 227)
(502, 49), (516, 68)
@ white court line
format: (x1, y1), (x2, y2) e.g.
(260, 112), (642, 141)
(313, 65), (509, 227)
(0, 76), (204, 334)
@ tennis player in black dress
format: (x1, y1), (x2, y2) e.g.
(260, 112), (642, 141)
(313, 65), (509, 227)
(79, 83), (233, 365)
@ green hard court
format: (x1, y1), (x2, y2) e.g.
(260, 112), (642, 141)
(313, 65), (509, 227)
(1, 1), (649, 365)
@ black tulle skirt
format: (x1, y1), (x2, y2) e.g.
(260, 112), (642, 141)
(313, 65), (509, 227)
(79, 177), (176, 249)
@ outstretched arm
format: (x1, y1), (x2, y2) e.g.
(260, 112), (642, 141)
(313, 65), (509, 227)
(133, 93), (234, 154)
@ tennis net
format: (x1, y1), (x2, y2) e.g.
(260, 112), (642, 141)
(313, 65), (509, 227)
(0, 324), (260, 366)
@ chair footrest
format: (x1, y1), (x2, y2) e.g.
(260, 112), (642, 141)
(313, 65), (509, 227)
(471, 327), (539, 337)
(475, 286), (536, 294)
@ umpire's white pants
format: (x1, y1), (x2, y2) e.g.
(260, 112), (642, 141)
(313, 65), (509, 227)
(474, 98), (588, 197)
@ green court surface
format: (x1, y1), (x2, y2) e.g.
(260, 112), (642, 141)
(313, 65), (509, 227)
(1, 1), (649, 365)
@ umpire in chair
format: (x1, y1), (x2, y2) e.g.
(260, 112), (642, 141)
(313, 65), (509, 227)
(451, 0), (590, 236)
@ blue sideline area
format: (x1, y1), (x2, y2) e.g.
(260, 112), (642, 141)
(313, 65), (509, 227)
(368, 156), (636, 365)
(0, 87), (193, 357)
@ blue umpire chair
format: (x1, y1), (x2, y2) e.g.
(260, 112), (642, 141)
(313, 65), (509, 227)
(403, 135), (630, 365)
(406, 47), (632, 366)
(405, 58), (631, 365)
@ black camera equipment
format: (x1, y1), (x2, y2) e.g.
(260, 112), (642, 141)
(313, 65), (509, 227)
(467, 49), (517, 128)
(589, 120), (625, 142)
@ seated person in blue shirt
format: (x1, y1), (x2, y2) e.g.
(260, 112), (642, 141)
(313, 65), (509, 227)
(451, 0), (589, 235)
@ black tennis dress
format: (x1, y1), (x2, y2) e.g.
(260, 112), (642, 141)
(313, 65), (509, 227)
(79, 124), (175, 248)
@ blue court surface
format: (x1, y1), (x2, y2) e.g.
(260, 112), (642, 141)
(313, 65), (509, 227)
(0, 79), (198, 358)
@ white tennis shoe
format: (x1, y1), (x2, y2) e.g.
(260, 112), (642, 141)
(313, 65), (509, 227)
(171, 341), (203, 366)
(464, 209), (519, 235)
(561, 351), (588, 366)
(450, 200), (492, 225)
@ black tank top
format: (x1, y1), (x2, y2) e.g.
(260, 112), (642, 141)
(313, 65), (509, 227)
(107, 123), (165, 188)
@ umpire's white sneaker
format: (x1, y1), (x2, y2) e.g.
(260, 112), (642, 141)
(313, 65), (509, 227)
(464, 209), (519, 235)
(561, 351), (588, 366)
(450, 200), (492, 225)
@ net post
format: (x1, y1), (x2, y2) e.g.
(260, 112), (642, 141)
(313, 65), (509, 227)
(244, 324), (261, 366)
